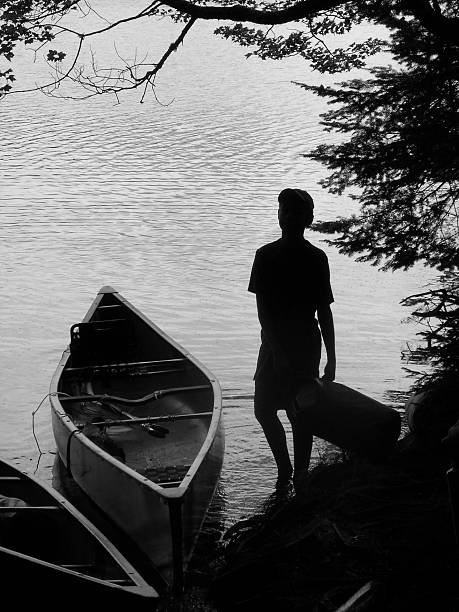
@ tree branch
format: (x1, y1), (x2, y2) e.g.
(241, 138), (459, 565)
(158, 0), (347, 24)
(154, 0), (459, 46)
(8, 34), (85, 97)
(139, 17), (197, 102)
(84, 1), (161, 38)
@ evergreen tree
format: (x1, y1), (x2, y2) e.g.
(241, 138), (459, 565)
(301, 11), (458, 389)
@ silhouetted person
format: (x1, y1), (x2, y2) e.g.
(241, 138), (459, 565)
(248, 188), (336, 487)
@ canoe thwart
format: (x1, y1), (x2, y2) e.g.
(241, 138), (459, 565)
(65, 357), (188, 374)
(61, 384), (211, 406)
(60, 563), (100, 569)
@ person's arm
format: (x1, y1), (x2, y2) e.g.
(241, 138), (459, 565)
(317, 303), (336, 382)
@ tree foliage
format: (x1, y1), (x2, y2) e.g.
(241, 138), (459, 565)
(1, 0), (459, 98)
(304, 5), (458, 389)
(305, 8), (458, 265)
(304, 54), (458, 271)
(214, 6), (387, 74)
(401, 274), (459, 391)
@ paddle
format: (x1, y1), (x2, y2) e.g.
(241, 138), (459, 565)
(80, 411), (213, 429)
(100, 399), (169, 438)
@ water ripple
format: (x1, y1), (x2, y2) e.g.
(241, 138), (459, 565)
(0, 17), (431, 532)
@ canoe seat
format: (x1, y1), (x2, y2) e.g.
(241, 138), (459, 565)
(95, 304), (125, 320)
(144, 464), (190, 487)
(70, 319), (136, 367)
(156, 481), (183, 488)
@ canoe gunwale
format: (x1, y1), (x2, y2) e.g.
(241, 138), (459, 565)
(0, 544), (147, 594)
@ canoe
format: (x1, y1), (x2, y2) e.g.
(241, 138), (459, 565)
(0, 457), (158, 605)
(50, 286), (224, 592)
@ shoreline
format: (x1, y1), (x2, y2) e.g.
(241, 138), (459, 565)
(167, 434), (459, 611)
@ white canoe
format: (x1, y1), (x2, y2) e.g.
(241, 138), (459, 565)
(50, 286), (224, 592)
(0, 457), (158, 605)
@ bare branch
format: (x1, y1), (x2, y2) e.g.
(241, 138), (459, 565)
(8, 35), (85, 96)
(82, 1), (162, 38)
(144, 16), (196, 80)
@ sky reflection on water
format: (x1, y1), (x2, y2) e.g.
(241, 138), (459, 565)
(0, 17), (429, 530)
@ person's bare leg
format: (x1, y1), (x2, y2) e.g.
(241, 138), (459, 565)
(288, 411), (313, 486)
(254, 370), (294, 484)
(256, 412), (293, 483)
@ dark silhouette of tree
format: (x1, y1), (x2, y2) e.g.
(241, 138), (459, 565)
(401, 273), (458, 391)
(303, 9), (458, 389)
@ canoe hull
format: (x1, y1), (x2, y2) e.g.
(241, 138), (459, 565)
(51, 406), (224, 584)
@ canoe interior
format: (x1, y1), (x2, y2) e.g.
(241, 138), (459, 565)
(0, 460), (152, 592)
(58, 291), (215, 489)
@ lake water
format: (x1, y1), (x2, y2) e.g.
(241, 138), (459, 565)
(1, 8), (429, 538)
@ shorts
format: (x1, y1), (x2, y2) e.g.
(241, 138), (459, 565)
(254, 331), (321, 419)
(254, 365), (297, 419)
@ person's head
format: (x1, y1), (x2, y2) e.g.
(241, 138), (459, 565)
(277, 188), (314, 235)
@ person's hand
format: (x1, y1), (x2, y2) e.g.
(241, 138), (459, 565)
(321, 359), (336, 382)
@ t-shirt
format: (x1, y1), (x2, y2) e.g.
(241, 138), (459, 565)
(248, 238), (334, 320)
(248, 238), (334, 379)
